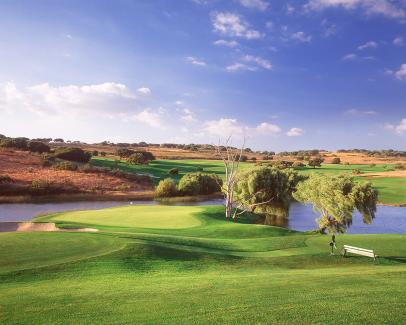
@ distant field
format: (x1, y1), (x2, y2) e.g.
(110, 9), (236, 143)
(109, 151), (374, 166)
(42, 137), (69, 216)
(1, 205), (406, 324)
(92, 158), (405, 205)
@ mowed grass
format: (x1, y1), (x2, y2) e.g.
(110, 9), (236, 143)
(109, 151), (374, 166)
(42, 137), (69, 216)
(92, 157), (405, 204)
(1, 205), (406, 324)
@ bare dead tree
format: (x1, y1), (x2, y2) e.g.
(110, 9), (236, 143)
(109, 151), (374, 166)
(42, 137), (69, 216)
(214, 136), (246, 219)
(215, 136), (276, 220)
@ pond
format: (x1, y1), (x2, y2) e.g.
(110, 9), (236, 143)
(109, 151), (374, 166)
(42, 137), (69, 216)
(0, 200), (404, 234)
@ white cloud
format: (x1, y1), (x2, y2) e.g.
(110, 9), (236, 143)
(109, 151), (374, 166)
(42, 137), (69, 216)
(256, 122), (281, 135)
(342, 53), (357, 61)
(265, 21), (274, 29)
(291, 31), (312, 43)
(358, 41), (378, 50)
(137, 87), (151, 95)
(133, 109), (164, 128)
(66, 34), (73, 39)
(175, 100), (184, 105)
(213, 39), (239, 47)
(185, 56), (207, 66)
(304, 0), (406, 19)
(180, 108), (197, 123)
(243, 55), (272, 70)
(239, 0), (269, 11)
(204, 118), (246, 137)
(344, 109), (378, 116)
(386, 118), (406, 134)
(395, 64), (406, 80)
(321, 19), (337, 37)
(226, 63), (257, 72)
(286, 3), (295, 14)
(393, 36), (404, 46)
(211, 12), (263, 39)
(286, 127), (304, 137)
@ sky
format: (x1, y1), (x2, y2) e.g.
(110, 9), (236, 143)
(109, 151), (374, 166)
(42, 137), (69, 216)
(0, 0), (405, 151)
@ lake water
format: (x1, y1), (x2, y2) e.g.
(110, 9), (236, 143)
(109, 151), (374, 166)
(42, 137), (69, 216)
(0, 200), (404, 234)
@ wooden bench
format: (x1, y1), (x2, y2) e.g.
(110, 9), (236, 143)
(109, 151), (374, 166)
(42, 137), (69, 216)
(342, 245), (378, 261)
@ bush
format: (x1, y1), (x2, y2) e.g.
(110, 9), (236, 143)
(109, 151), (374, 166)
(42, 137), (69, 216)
(0, 137), (28, 150)
(0, 175), (13, 184)
(53, 161), (78, 171)
(240, 155), (248, 162)
(178, 172), (222, 196)
(28, 141), (50, 153)
(53, 147), (92, 163)
(100, 151), (106, 157)
(262, 155), (273, 160)
(92, 150), (99, 156)
(155, 178), (178, 198)
(394, 163), (406, 170)
(331, 157), (341, 164)
(293, 161), (305, 168)
(169, 168), (179, 175)
(116, 148), (134, 158)
(352, 169), (362, 175)
(127, 151), (155, 165)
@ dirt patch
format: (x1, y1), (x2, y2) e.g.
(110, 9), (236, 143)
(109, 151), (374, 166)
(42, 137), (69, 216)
(360, 170), (406, 178)
(0, 222), (98, 233)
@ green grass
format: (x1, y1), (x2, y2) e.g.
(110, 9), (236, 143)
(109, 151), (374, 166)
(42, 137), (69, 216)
(92, 157), (405, 204)
(1, 205), (405, 324)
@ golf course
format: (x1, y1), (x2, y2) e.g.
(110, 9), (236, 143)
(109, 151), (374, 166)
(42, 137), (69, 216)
(92, 158), (406, 205)
(1, 205), (405, 324)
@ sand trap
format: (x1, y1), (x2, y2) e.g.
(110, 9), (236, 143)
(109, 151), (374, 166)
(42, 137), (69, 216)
(0, 222), (98, 233)
(360, 170), (406, 178)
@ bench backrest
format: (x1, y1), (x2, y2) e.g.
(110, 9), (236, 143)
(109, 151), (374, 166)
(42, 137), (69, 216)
(343, 245), (375, 258)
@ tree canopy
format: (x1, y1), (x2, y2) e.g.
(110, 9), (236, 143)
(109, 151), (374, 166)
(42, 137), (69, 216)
(293, 174), (378, 233)
(234, 166), (305, 221)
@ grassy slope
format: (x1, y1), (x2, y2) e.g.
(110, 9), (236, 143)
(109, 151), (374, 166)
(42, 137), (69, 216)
(92, 157), (405, 204)
(1, 205), (405, 324)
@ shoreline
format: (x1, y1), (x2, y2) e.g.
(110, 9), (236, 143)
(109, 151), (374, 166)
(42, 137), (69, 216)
(0, 192), (224, 204)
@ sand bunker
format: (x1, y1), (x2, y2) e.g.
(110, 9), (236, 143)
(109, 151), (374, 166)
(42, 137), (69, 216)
(360, 170), (406, 178)
(0, 222), (98, 233)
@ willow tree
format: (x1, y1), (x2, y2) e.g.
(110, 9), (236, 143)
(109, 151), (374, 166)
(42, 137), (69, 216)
(293, 174), (378, 233)
(233, 166), (305, 223)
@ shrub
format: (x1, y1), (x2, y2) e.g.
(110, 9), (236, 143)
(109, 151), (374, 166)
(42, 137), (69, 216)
(240, 155), (248, 162)
(352, 169), (362, 175)
(53, 147), (92, 163)
(331, 157), (341, 164)
(100, 151), (107, 157)
(394, 163), (406, 170)
(0, 175), (13, 184)
(30, 179), (53, 195)
(251, 157), (257, 162)
(127, 151), (155, 165)
(155, 178), (178, 198)
(292, 161), (305, 168)
(0, 137), (28, 150)
(116, 183), (132, 191)
(178, 172), (222, 196)
(53, 161), (78, 171)
(169, 168), (179, 175)
(262, 155), (273, 160)
(196, 166), (204, 172)
(92, 150), (99, 156)
(28, 141), (50, 153)
(116, 148), (134, 158)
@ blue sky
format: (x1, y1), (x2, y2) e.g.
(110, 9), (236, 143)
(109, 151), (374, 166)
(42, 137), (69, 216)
(0, 0), (405, 151)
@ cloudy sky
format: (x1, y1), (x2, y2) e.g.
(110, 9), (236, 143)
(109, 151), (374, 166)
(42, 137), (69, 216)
(0, 0), (405, 151)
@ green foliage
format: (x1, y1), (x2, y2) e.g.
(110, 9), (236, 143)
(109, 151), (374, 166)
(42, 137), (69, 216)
(116, 148), (134, 158)
(240, 155), (248, 162)
(293, 174), (378, 233)
(178, 172), (222, 195)
(235, 166), (304, 219)
(308, 157), (324, 168)
(169, 168), (179, 175)
(0, 137), (28, 150)
(27, 141), (51, 153)
(331, 157), (341, 164)
(292, 161), (305, 168)
(53, 147), (92, 163)
(127, 151), (155, 165)
(155, 178), (179, 198)
(92, 150), (99, 156)
(352, 168), (362, 174)
(53, 161), (78, 171)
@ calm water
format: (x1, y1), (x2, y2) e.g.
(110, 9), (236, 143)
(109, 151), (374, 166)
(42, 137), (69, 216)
(0, 200), (404, 234)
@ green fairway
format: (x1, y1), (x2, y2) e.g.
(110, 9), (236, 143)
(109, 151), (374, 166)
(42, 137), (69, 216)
(41, 206), (204, 229)
(1, 205), (406, 324)
(91, 157), (405, 204)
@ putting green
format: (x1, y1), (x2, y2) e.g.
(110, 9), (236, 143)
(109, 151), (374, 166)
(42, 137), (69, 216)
(47, 205), (204, 229)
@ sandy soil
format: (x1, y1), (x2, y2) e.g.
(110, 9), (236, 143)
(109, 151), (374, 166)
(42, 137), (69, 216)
(0, 222), (98, 232)
(360, 170), (406, 178)
(0, 149), (153, 194)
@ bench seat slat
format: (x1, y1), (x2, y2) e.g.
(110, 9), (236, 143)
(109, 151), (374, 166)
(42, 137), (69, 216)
(342, 245), (377, 260)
